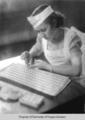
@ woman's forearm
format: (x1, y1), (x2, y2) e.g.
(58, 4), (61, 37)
(29, 44), (42, 57)
(51, 64), (81, 77)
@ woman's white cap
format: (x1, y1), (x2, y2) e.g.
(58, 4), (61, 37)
(27, 6), (54, 29)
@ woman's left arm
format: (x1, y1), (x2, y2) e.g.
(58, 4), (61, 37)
(31, 45), (82, 77)
(50, 45), (82, 76)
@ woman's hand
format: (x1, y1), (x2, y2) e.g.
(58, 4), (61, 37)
(20, 51), (33, 65)
(30, 60), (52, 72)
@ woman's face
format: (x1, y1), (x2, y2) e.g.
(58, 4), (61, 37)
(34, 22), (54, 40)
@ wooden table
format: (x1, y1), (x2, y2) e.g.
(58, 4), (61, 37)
(0, 79), (85, 114)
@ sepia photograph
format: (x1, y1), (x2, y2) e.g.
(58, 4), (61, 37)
(0, 0), (85, 119)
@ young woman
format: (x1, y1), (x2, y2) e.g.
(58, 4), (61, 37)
(21, 4), (82, 77)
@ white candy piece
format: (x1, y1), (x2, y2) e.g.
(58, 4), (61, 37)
(19, 91), (44, 109)
(0, 87), (21, 101)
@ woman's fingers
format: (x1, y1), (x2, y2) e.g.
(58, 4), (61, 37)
(20, 51), (32, 64)
(20, 51), (30, 60)
(29, 62), (40, 69)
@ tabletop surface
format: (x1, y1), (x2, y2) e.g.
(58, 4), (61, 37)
(0, 57), (85, 114)
(0, 79), (85, 114)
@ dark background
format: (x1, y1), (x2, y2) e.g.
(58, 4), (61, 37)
(0, 0), (85, 60)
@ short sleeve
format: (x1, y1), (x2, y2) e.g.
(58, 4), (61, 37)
(64, 29), (82, 58)
(69, 34), (82, 50)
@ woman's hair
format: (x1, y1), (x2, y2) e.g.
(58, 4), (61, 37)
(45, 12), (65, 28)
(31, 4), (65, 28)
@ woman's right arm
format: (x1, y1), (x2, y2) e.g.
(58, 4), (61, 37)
(21, 33), (43, 64)
(29, 34), (43, 57)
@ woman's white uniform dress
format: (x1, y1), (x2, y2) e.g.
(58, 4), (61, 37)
(37, 27), (82, 67)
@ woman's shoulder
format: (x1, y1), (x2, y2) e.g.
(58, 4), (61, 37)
(64, 26), (82, 49)
(64, 27), (77, 38)
(65, 26), (81, 39)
